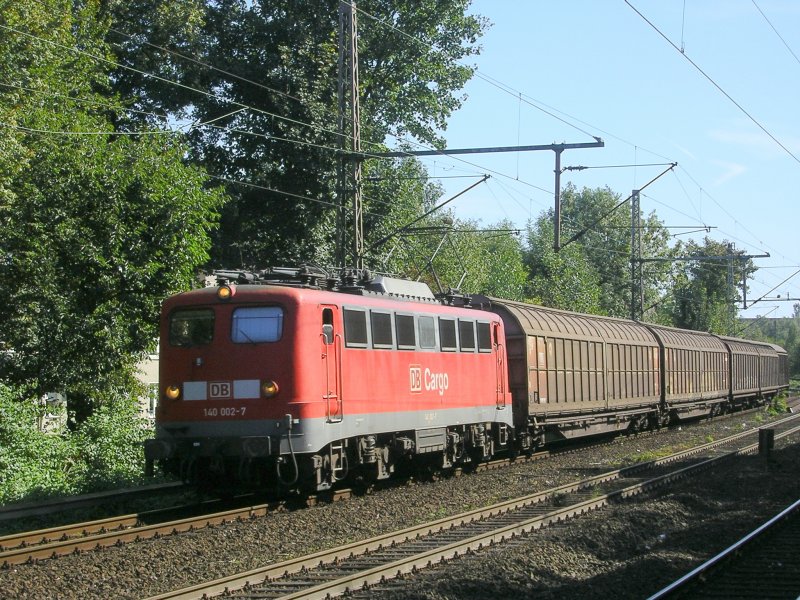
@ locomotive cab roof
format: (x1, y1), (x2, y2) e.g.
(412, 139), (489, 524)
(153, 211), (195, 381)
(208, 266), (452, 304)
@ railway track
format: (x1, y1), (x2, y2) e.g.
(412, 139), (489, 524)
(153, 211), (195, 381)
(0, 481), (184, 523)
(143, 412), (800, 600)
(0, 497), (276, 567)
(1, 402), (792, 569)
(648, 498), (800, 599)
(0, 448), (562, 566)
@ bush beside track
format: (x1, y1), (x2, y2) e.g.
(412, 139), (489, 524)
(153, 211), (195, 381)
(0, 384), (157, 505)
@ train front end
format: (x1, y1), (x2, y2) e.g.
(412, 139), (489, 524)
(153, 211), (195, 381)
(144, 281), (303, 489)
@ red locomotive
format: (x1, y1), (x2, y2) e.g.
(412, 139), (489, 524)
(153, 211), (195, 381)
(145, 268), (514, 491)
(144, 267), (789, 492)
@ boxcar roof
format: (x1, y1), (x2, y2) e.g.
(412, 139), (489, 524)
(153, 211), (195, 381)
(716, 335), (763, 355)
(717, 335), (787, 357)
(482, 297), (658, 344)
(766, 342), (788, 356)
(645, 323), (728, 352)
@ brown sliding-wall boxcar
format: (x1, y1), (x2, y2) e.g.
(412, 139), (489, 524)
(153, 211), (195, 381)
(717, 335), (762, 407)
(475, 297), (662, 447)
(716, 337), (787, 405)
(643, 325), (730, 420)
(760, 342), (788, 399)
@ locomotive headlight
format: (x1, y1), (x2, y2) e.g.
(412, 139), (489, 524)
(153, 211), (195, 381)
(262, 380), (279, 398)
(217, 284), (235, 300)
(165, 385), (181, 400)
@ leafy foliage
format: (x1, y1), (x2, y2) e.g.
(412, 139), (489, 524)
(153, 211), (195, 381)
(0, 384), (152, 504)
(415, 218), (528, 299)
(0, 0), (225, 406)
(525, 212), (603, 313)
(105, 0), (488, 269)
(667, 237), (756, 334)
(525, 185), (672, 316)
(0, 385), (75, 503)
(739, 303), (800, 376)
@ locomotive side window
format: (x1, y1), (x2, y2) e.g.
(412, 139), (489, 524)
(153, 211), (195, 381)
(371, 311), (394, 349)
(396, 314), (416, 350)
(322, 308), (334, 345)
(477, 322), (492, 352)
(343, 308), (368, 347)
(418, 316), (436, 350)
(231, 306), (283, 343)
(439, 318), (457, 352)
(169, 308), (215, 347)
(458, 320), (476, 352)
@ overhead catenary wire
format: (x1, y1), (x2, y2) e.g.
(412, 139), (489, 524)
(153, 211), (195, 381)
(352, 3), (601, 144)
(0, 81), (171, 122)
(751, 0), (800, 69)
(209, 174), (410, 220)
(9, 1), (563, 200)
(625, 0), (800, 165)
(672, 166), (788, 259)
(25, 0), (311, 109)
(1, 11), (499, 236)
(0, 21), (412, 163)
(12, 1), (799, 306)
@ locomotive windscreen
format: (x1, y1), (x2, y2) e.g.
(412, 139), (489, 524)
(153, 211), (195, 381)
(169, 308), (214, 347)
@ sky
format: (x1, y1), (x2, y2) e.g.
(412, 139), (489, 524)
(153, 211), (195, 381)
(384, 0), (800, 319)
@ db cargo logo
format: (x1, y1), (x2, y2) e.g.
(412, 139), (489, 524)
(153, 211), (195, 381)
(409, 366), (422, 393)
(409, 366), (449, 396)
(209, 381), (232, 399)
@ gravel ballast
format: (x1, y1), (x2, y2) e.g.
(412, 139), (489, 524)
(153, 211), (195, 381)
(1, 411), (798, 599)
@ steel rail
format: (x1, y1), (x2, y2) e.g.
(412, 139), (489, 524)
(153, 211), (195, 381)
(647, 497), (800, 599)
(144, 413), (800, 600)
(0, 481), (184, 523)
(0, 502), (272, 566)
(0, 513), (141, 551)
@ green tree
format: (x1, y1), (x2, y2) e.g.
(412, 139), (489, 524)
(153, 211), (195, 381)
(0, 0), (224, 410)
(105, 0), (488, 268)
(361, 155), (444, 273)
(524, 212), (603, 313)
(668, 238), (756, 334)
(790, 303), (800, 376)
(414, 219), (527, 299)
(556, 185), (672, 318)
(472, 222), (528, 300)
(523, 185), (672, 316)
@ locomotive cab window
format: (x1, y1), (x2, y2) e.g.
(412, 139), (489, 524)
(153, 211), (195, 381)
(439, 318), (457, 352)
(477, 322), (492, 352)
(231, 306), (283, 343)
(418, 316), (436, 350)
(458, 320), (476, 352)
(169, 308), (215, 347)
(322, 308), (334, 345)
(371, 311), (394, 349)
(343, 308), (368, 348)
(396, 314), (416, 350)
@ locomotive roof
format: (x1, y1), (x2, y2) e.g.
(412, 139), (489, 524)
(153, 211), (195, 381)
(208, 267), (443, 303)
(165, 278), (499, 319)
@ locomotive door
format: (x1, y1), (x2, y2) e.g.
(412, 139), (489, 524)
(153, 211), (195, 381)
(321, 306), (343, 422)
(493, 323), (507, 408)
